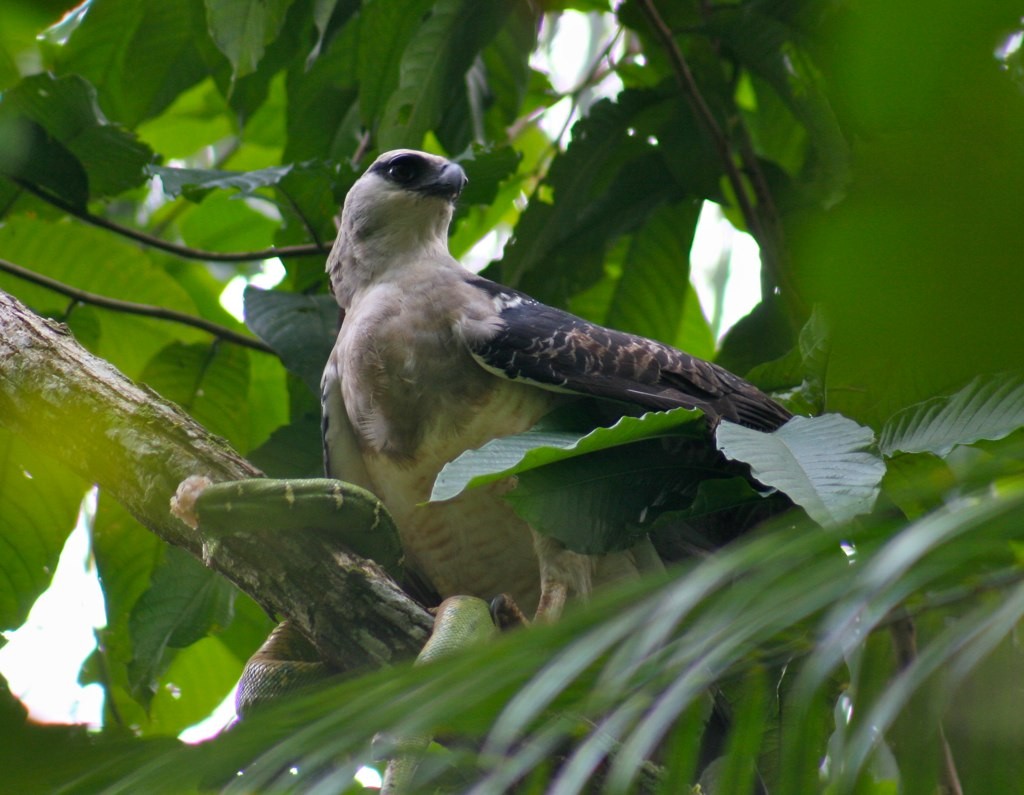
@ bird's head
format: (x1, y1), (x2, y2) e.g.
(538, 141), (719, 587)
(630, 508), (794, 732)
(328, 150), (468, 305)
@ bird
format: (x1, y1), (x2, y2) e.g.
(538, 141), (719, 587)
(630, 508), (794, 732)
(321, 149), (792, 619)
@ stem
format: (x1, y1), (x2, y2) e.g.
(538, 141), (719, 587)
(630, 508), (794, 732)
(15, 180), (328, 263)
(0, 257), (274, 354)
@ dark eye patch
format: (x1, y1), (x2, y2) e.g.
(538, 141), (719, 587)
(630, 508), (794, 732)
(385, 154), (424, 185)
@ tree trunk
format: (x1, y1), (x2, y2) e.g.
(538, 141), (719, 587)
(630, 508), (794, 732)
(0, 288), (432, 672)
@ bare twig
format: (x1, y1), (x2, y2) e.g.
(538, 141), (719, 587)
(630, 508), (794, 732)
(889, 607), (964, 795)
(0, 256), (274, 354)
(14, 180), (329, 263)
(634, 0), (762, 242)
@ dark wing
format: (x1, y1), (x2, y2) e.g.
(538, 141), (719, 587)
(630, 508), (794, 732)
(464, 277), (792, 432)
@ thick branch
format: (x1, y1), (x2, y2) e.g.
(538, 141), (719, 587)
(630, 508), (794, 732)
(0, 288), (432, 672)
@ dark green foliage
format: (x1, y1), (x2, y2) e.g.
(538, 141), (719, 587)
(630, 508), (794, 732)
(0, 0), (1022, 791)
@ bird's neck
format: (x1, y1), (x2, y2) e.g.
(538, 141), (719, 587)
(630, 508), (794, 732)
(327, 221), (451, 308)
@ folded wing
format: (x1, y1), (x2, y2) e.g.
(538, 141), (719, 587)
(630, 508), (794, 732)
(464, 277), (792, 432)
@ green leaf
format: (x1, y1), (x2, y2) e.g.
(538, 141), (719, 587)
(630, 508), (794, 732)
(716, 414), (885, 527)
(205, 0), (295, 81)
(0, 74), (155, 203)
(377, 0), (508, 151)
(605, 201), (711, 357)
(432, 406), (704, 503)
(147, 635), (241, 736)
(150, 163), (293, 202)
(138, 342), (254, 453)
(878, 373), (1024, 458)
(0, 116), (88, 209)
(271, 160), (349, 248)
(283, 14), (360, 163)
(127, 547), (235, 707)
(356, 0), (434, 128)
(135, 79), (235, 160)
(506, 439), (704, 554)
(84, 495), (163, 724)
(0, 217), (204, 379)
(177, 191), (279, 253)
(492, 89), (681, 300)
(54, 0), (211, 128)
(243, 286), (338, 396)
(0, 431), (87, 629)
(708, 6), (850, 204)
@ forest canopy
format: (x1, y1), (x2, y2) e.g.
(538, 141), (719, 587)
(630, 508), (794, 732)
(1, 1), (1023, 792)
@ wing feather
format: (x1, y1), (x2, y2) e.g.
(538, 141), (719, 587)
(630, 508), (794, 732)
(463, 277), (791, 431)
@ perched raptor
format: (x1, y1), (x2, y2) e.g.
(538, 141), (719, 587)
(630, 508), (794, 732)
(322, 149), (791, 618)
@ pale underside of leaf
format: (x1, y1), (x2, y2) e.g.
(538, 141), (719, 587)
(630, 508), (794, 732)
(716, 413), (885, 527)
(878, 372), (1024, 457)
(430, 406), (703, 503)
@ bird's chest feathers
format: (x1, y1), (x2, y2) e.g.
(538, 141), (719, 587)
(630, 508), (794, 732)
(339, 282), (550, 469)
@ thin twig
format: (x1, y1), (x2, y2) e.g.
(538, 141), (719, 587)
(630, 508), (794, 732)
(14, 180), (329, 263)
(0, 257), (275, 354)
(888, 606), (964, 795)
(634, 0), (763, 247)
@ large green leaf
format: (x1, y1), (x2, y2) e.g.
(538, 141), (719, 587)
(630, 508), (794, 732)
(0, 74), (155, 204)
(492, 89), (681, 301)
(432, 406), (704, 502)
(0, 218), (204, 379)
(356, 0), (434, 129)
(134, 79), (235, 160)
(146, 634), (240, 737)
(878, 373), (1024, 458)
(283, 12), (360, 163)
(53, 0), (211, 128)
(0, 431), (87, 630)
(709, 6), (850, 205)
(716, 414), (885, 527)
(84, 495), (163, 726)
(150, 164), (293, 202)
(204, 0), (294, 81)
(138, 341), (255, 453)
(243, 286), (337, 396)
(604, 201), (712, 358)
(377, 0), (508, 150)
(127, 547), (235, 708)
(506, 439), (715, 554)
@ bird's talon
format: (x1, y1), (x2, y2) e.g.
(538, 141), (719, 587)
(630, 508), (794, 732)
(490, 593), (529, 630)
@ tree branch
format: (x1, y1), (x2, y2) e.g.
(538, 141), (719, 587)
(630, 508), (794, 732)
(0, 257), (275, 354)
(634, 0), (761, 240)
(0, 288), (432, 673)
(635, 0), (809, 325)
(14, 180), (330, 263)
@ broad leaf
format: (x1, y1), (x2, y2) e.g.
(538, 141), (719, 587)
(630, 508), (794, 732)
(506, 439), (714, 554)
(432, 406), (704, 502)
(356, 0), (434, 128)
(127, 547), (235, 707)
(0, 432), (87, 630)
(243, 286), (338, 396)
(0, 74), (155, 205)
(53, 0), (210, 128)
(138, 342), (255, 453)
(716, 414), (884, 527)
(0, 217), (204, 379)
(377, 0), (508, 151)
(204, 0), (294, 81)
(878, 373), (1024, 457)
(151, 164), (293, 202)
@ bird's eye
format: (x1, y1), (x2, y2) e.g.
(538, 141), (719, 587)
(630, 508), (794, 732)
(387, 155), (422, 184)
